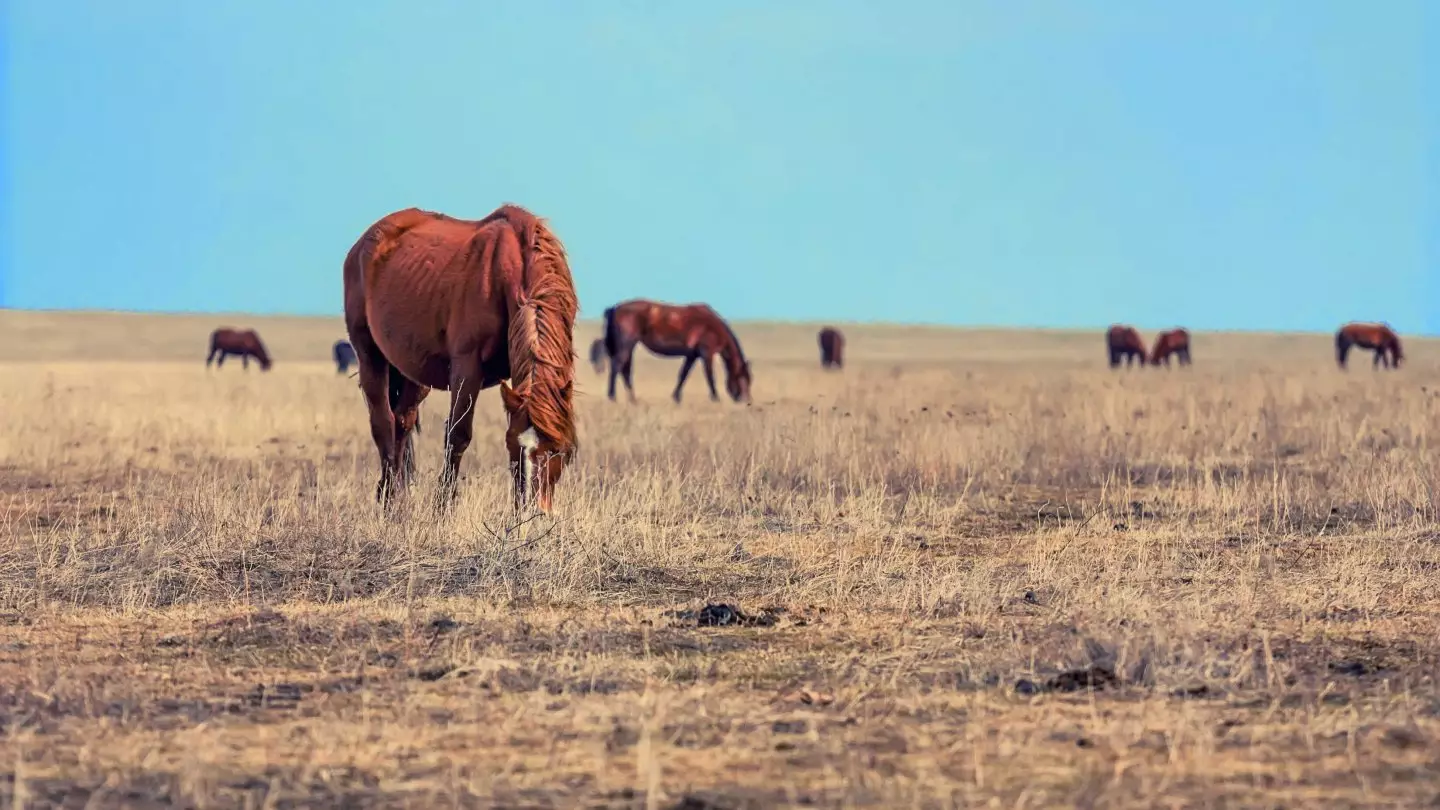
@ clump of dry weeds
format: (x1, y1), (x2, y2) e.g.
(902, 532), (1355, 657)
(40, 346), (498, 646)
(0, 316), (1438, 808)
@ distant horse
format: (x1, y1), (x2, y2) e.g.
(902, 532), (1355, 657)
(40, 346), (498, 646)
(1150, 328), (1191, 367)
(603, 300), (752, 404)
(818, 327), (845, 370)
(588, 338), (607, 374)
(334, 340), (357, 373)
(1106, 325), (1147, 369)
(206, 328), (272, 371)
(343, 204), (578, 512)
(1336, 322), (1403, 370)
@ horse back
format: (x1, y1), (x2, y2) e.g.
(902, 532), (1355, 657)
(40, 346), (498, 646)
(1107, 325), (1143, 351)
(346, 209), (525, 389)
(1338, 322), (1393, 349)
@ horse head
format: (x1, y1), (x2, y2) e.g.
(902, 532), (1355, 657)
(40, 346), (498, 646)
(726, 360), (752, 403)
(500, 381), (573, 513)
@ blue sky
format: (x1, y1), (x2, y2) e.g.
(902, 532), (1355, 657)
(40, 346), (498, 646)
(3, 1), (1435, 332)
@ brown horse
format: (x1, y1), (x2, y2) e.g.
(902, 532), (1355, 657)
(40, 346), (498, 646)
(343, 204), (578, 512)
(1106, 325), (1146, 368)
(1336, 322), (1403, 369)
(818, 327), (845, 370)
(603, 300), (752, 404)
(1150, 328), (1191, 367)
(206, 328), (272, 371)
(588, 338), (607, 374)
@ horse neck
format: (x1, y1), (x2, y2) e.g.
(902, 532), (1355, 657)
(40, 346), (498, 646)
(709, 321), (746, 376)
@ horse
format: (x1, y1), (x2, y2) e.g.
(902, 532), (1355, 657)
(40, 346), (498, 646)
(1106, 325), (1147, 369)
(334, 340), (357, 373)
(342, 204), (578, 512)
(588, 338), (607, 374)
(1336, 322), (1403, 370)
(818, 327), (845, 370)
(206, 328), (272, 371)
(602, 300), (752, 404)
(1150, 328), (1191, 367)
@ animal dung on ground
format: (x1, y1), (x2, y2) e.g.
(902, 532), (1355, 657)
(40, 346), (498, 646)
(664, 602), (778, 627)
(1015, 665), (1119, 696)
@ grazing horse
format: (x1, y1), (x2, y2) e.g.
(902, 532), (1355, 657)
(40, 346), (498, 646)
(1150, 328), (1191, 367)
(343, 204), (578, 512)
(1106, 325), (1147, 368)
(588, 338), (607, 374)
(334, 340), (357, 373)
(818, 327), (845, 370)
(206, 328), (272, 371)
(1336, 322), (1403, 370)
(603, 299), (752, 404)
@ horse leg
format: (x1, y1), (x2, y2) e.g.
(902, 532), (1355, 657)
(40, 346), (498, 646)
(242, 355), (250, 371)
(608, 342), (636, 402)
(701, 353), (719, 401)
(390, 371), (428, 491)
(350, 333), (401, 506)
(438, 359), (483, 505)
(622, 359), (637, 402)
(358, 370), (399, 505)
(615, 346), (637, 403)
(673, 355), (697, 403)
(206, 347), (217, 368)
(607, 348), (621, 401)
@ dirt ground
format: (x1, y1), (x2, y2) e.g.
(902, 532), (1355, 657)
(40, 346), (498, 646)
(1, 311), (1438, 808)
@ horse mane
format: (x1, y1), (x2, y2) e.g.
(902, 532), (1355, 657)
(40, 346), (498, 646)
(245, 331), (272, 366)
(703, 306), (749, 373)
(1388, 327), (1404, 359)
(495, 205), (578, 451)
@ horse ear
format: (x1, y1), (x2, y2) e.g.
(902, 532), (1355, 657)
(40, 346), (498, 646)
(499, 381), (523, 414)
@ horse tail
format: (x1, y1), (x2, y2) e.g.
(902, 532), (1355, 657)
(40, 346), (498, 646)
(1335, 330), (1350, 367)
(602, 307), (619, 358)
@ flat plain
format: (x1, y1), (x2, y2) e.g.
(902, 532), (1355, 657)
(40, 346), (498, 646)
(1, 309), (1438, 809)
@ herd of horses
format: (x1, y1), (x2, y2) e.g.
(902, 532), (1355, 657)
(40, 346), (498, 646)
(1103, 322), (1404, 371)
(1105, 325), (1190, 368)
(200, 203), (1409, 514)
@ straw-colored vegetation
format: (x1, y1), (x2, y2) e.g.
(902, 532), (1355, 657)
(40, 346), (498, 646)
(1, 310), (1438, 808)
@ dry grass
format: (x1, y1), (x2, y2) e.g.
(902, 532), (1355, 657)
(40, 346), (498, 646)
(2, 311), (1439, 809)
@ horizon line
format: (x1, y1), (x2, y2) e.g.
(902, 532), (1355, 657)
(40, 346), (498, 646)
(0, 306), (1432, 339)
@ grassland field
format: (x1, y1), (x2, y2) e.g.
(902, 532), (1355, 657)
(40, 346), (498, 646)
(1, 309), (1439, 809)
